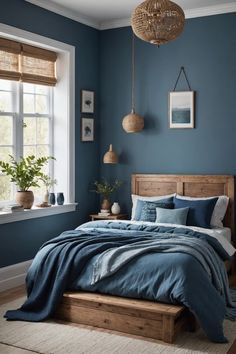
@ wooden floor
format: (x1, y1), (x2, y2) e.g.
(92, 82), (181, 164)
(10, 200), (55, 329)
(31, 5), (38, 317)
(1, 278), (236, 353)
(0, 285), (32, 354)
(0, 285), (26, 306)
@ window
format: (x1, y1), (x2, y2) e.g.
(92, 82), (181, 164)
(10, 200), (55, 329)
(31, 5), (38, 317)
(0, 80), (14, 201)
(0, 23), (76, 223)
(0, 79), (53, 203)
(23, 83), (52, 160)
(0, 37), (57, 205)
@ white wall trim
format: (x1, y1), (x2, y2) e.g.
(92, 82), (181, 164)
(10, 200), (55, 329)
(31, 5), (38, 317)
(25, 0), (236, 30)
(185, 3), (236, 19)
(0, 260), (32, 292)
(101, 3), (236, 30)
(0, 203), (77, 225)
(0, 22), (74, 52)
(25, 0), (100, 29)
(100, 18), (131, 31)
(68, 49), (75, 203)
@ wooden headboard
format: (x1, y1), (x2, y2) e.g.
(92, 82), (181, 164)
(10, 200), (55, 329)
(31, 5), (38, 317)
(132, 174), (235, 245)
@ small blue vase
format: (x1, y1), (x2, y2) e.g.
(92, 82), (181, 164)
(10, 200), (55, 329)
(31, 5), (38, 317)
(49, 192), (55, 205)
(57, 192), (64, 205)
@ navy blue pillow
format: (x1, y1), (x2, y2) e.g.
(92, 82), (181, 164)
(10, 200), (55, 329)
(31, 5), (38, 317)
(134, 197), (174, 221)
(173, 197), (218, 229)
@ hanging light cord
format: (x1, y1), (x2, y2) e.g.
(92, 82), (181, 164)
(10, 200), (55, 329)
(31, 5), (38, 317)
(131, 32), (135, 113)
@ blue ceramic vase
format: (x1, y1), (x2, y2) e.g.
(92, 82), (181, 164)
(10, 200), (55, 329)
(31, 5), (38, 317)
(49, 192), (56, 205)
(57, 192), (64, 205)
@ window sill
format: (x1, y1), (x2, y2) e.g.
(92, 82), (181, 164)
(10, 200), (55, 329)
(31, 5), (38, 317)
(0, 203), (77, 225)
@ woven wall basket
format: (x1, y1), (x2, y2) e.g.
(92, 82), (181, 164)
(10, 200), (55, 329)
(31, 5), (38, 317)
(131, 0), (185, 46)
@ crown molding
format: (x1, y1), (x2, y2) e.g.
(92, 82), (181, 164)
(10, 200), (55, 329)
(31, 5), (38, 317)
(25, 1), (236, 31)
(100, 3), (236, 30)
(100, 18), (131, 31)
(184, 2), (236, 19)
(25, 0), (100, 29)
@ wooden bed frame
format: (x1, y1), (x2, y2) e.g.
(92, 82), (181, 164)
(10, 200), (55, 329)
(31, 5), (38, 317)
(55, 174), (235, 343)
(131, 174), (235, 245)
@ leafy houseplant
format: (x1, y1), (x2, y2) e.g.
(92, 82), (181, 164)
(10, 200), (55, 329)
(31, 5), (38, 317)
(0, 155), (54, 209)
(91, 179), (122, 211)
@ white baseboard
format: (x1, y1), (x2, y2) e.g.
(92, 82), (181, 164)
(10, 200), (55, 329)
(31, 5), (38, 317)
(0, 260), (32, 292)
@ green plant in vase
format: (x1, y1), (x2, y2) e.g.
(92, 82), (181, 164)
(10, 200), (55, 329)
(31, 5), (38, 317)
(91, 179), (122, 211)
(0, 155), (55, 209)
(40, 174), (57, 206)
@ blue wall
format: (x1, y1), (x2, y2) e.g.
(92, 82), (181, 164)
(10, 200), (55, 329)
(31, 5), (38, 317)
(0, 0), (100, 267)
(1, 2), (236, 268)
(99, 13), (236, 215)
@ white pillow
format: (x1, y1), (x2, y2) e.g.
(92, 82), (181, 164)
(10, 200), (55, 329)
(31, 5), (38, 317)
(131, 194), (175, 220)
(175, 194), (229, 228)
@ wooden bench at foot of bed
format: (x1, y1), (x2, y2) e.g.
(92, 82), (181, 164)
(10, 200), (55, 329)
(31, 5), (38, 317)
(55, 292), (197, 343)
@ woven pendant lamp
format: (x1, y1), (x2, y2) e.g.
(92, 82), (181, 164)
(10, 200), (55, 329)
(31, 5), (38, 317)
(103, 144), (118, 164)
(122, 34), (144, 133)
(131, 0), (185, 46)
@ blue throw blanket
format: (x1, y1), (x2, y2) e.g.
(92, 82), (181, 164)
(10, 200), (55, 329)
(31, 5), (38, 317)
(4, 221), (236, 343)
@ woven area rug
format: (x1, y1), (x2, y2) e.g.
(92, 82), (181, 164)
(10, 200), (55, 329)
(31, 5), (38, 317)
(1, 298), (236, 354)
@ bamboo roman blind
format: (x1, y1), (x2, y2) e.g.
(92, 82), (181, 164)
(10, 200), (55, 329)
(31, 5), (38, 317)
(0, 38), (57, 86)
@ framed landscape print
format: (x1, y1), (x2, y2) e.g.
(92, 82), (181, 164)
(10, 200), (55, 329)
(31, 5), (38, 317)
(81, 90), (94, 113)
(169, 91), (195, 129)
(81, 118), (94, 142)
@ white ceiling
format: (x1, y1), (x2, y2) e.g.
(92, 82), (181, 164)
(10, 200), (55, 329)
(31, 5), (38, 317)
(26, 0), (236, 29)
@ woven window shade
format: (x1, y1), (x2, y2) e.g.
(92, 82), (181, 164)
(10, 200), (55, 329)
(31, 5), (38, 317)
(0, 38), (57, 86)
(0, 38), (21, 81)
(21, 44), (57, 86)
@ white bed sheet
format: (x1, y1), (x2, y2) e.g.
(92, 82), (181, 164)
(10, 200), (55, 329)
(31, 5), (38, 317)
(108, 219), (235, 257)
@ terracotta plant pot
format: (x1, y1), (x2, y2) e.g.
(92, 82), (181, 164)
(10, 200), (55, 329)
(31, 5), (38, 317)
(16, 191), (34, 209)
(101, 198), (111, 211)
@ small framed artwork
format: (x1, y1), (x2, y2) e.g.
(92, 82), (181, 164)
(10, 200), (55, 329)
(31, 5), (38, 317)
(81, 118), (94, 142)
(81, 90), (94, 113)
(169, 91), (195, 129)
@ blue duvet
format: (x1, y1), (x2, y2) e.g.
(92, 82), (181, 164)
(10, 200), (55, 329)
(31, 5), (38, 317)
(4, 221), (236, 343)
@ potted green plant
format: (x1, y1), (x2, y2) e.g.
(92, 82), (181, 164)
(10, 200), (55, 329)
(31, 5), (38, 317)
(40, 174), (57, 205)
(0, 155), (54, 209)
(91, 179), (122, 211)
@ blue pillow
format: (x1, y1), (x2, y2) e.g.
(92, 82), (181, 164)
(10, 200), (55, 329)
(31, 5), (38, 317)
(134, 197), (174, 221)
(155, 207), (189, 225)
(174, 196), (218, 228)
(139, 201), (174, 222)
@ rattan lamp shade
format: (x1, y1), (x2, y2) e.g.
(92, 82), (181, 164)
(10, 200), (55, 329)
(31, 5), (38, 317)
(122, 34), (144, 133)
(122, 110), (144, 133)
(131, 0), (185, 46)
(103, 144), (118, 164)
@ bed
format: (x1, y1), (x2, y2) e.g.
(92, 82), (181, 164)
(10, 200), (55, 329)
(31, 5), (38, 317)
(55, 174), (235, 343)
(5, 174), (236, 343)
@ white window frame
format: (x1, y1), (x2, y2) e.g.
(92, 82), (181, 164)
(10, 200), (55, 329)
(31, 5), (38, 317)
(0, 80), (17, 202)
(22, 84), (53, 179)
(0, 81), (54, 205)
(0, 23), (76, 224)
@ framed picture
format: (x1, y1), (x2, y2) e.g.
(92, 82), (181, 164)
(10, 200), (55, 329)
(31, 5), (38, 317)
(81, 90), (94, 113)
(169, 91), (195, 129)
(81, 118), (94, 142)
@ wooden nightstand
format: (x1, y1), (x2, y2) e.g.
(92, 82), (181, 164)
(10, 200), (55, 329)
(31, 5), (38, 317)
(90, 214), (128, 221)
